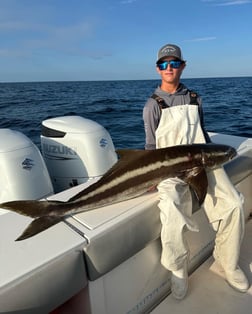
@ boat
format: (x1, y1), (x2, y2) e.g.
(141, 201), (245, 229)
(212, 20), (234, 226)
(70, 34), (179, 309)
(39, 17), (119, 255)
(0, 116), (251, 314)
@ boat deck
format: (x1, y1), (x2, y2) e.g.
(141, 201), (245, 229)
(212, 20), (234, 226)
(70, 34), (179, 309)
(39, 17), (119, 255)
(151, 218), (252, 314)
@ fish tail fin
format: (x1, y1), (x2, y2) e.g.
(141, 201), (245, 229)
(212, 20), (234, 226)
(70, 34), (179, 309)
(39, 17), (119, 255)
(16, 216), (63, 241)
(0, 200), (66, 218)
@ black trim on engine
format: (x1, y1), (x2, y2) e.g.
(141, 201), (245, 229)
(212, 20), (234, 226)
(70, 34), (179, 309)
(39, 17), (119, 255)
(41, 125), (66, 138)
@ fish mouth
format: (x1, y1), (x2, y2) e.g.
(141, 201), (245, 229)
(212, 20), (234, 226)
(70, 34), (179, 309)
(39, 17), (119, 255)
(228, 146), (237, 159)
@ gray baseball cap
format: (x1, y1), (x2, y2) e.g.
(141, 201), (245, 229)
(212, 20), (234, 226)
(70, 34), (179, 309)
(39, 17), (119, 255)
(156, 44), (185, 63)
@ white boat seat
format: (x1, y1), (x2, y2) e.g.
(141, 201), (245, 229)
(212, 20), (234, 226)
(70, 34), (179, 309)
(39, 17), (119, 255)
(82, 150), (252, 281)
(224, 149), (252, 185)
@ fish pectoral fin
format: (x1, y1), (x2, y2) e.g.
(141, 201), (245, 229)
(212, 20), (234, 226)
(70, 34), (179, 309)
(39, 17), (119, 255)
(16, 216), (63, 241)
(182, 167), (208, 206)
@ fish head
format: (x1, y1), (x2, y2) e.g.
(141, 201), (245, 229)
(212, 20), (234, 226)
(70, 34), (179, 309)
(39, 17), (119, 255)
(200, 144), (237, 169)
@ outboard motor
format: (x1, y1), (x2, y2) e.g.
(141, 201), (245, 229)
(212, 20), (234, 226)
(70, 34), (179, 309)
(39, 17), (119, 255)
(0, 129), (54, 205)
(41, 116), (118, 193)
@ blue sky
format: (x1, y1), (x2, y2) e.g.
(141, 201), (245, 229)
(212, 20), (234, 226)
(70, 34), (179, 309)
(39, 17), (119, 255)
(0, 0), (252, 82)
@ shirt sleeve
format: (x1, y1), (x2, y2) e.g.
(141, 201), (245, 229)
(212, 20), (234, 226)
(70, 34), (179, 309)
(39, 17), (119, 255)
(143, 99), (161, 150)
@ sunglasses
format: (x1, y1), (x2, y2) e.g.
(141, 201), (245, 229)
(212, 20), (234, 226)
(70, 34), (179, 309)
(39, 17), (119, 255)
(157, 60), (183, 70)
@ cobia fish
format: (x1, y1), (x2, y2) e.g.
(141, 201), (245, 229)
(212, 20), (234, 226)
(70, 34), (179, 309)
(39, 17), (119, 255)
(0, 143), (236, 241)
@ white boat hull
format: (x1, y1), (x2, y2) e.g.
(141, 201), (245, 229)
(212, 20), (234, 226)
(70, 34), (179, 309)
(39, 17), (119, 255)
(0, 133), (252, 313)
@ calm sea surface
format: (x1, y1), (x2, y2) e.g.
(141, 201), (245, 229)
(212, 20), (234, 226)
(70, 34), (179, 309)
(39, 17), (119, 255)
(0, 77), (251, 149)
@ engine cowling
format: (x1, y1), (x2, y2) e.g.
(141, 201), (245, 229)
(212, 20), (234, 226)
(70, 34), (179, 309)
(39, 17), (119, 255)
(0, 129), (54, 207)
(41, 116), (118, 193)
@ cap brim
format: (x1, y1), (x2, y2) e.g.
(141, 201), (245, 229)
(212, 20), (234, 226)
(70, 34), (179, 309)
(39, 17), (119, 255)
(156, 56), (184, 64)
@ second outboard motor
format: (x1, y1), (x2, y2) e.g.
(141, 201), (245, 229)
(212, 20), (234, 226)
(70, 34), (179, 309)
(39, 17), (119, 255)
(0, 129), (54, 209)
(41, 116), (118, 193)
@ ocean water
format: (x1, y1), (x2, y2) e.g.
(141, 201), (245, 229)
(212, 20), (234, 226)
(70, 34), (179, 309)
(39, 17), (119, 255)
(0, 77), (251, 150)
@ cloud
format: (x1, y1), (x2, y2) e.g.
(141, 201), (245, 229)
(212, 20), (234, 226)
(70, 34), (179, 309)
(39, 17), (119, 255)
(184, 37), (217, 42)
(217, 0), (252, 5)
(0, 48), (29, 58)
(0, 21), (31, 31)
(0, 19), (103, 58)
(0, 2), (105, 59)
(201, 0), (252, 5)
(120, 0), (138, 4)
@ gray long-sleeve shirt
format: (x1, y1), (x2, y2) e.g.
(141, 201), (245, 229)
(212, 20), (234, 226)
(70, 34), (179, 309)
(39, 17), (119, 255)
(143, 83), (210, 150)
